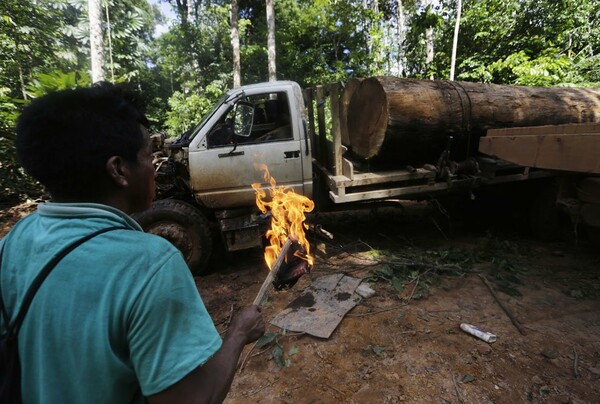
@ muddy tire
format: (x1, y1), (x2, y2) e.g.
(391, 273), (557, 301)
(134, 199), (213, 276)
(529, 179), (564, 241)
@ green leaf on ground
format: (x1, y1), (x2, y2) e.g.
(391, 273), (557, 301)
(256, 333), (277, 348)
(392, 276), (405, 292)
(370, 345), (385, 357)
(272, 345), (286, 368)
(461, 374), (476, 383)
(375, 264), (393, 279)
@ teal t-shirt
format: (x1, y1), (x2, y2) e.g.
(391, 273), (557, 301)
(0, 202), (222, 403)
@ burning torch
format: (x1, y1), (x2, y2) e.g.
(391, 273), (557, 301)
(251, 164), (314, 305)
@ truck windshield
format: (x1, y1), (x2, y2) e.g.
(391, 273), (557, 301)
(185, 93), (229, 142)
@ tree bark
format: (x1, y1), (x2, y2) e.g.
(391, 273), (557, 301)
(266, 0), (276, 82)
(231, 0), (241, 88)
(347, 77), (600, 167)
(88, 0), (104, 83)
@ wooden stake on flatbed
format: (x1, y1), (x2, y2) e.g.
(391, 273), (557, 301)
(252, 238), (294, 306)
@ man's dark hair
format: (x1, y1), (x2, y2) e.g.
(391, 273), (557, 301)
(16, 82), (149, 199)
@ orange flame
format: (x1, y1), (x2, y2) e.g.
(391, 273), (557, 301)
(252, 163), (315, 270)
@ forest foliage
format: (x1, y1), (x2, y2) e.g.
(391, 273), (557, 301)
(0, 0), (598, 201)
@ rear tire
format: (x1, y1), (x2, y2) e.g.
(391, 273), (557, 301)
(529, 179), (564, 241)
(133, 199), (213, 276)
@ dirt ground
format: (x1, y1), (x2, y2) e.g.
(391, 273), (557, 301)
(2, 201), (600, 403)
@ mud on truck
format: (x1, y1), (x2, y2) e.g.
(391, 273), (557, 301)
(134, 78), (600, 275)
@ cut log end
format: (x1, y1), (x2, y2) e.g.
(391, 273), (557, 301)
(339, 78), (363, 146)
(347, 77), (389, 160)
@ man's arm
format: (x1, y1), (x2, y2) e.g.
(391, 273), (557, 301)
(147, 305), (264, 404)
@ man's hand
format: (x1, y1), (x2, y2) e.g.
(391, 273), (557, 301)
(147, 305), (265, 404)
(227, 305), (265, 345)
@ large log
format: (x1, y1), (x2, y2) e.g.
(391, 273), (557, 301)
(338, 78), (363, 146)
(346, 77), (600, 167)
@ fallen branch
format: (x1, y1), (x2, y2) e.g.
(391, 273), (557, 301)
(407, 275), (421, 303)
(573, 347), (579, 378)
(478, 274), (526, 335)
(323, 383), (344, 397)
(243, 378), (279, 397)
(347, 302), (408, 317)
(452, 374), (465, 404)
(430, 217), (449, 240)
(238, 341), (258, 373)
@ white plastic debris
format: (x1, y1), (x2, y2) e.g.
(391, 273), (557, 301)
(460, 323), (497, 343)
(356, 282), (376, 299)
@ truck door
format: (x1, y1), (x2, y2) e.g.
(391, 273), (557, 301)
(188, 90), (305, 209)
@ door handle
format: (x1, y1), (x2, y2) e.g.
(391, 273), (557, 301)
(218, 151), (245, 158)
(284, 150), (300, 159)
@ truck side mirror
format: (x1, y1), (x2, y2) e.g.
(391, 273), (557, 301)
(234, 102), (254, 137)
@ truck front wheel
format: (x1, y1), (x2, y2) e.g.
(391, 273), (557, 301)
(133, 199), (213, 276)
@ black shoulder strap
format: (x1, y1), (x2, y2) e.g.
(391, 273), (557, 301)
(0, 226), (128, 339)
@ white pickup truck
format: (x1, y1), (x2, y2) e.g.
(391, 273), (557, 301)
(135, 79), (597, 275)
(136, 81), (315, 274)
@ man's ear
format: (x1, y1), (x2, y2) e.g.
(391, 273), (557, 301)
(106, 156), (129, 188)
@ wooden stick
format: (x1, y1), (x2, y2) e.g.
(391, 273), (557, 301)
(252, 238), (294, 306)
(238, 340), (258, 373)
(452, 374), (465, 404)
(478, 274), (527, 335)
(573, 347), (579, 378)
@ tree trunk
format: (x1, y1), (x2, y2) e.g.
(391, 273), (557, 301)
(425, 0), (434, 79)
(105, 4), (115, 83)
(396, 0), (405, 76)
(175, 0), (188, 23)
(187, 0), (194, 23)
(346, 77), (600, 167)
(449, 0), (461, 81)
(18, 64), (27, 100)
(88, 0), (104, 83)
(425, 27), (433, 65)
(266, 0), (276, 82)
(231, 0), (241, 88)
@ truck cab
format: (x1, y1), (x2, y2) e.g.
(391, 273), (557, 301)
(184, 81), (313, 208)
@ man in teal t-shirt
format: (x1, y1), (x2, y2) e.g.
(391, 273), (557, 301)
(0, 84), (264, 403)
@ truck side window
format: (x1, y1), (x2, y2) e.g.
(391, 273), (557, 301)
(247, 92), (293, 143)
(207, 107), (235, 148)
